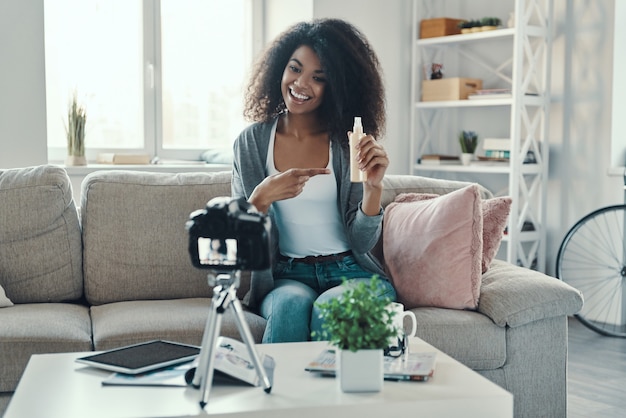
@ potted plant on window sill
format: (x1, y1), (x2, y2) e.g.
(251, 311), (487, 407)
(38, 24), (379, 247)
(313, 276), (397, 393)
(65, 91), (87, 166)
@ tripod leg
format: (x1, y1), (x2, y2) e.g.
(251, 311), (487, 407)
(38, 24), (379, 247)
(230, 297), (272, 393)
(191, 300), (218, 388)
(192, 282), (230, 389)
(198, 312), (223, 408)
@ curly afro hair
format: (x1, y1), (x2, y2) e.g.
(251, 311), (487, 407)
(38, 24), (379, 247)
(243, 18), (386, 143)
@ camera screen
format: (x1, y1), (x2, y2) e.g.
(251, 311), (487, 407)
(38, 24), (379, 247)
(198, 238), (237, 266)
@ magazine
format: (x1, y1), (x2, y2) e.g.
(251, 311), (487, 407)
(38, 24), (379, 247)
(103, 336), (275, 387)
(305, 349), (436, 382)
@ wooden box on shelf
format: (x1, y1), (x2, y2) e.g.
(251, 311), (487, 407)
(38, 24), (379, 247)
(419, 18), (464, 39)
(422, 78), (483, 101)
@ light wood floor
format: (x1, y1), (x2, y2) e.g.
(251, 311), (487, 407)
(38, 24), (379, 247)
(567, 317), (626, 417)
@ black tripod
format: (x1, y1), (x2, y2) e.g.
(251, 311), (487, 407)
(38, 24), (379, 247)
(185, 270), (272, 409)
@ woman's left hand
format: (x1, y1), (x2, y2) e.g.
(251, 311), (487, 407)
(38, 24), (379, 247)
(355, 134), (389, 188)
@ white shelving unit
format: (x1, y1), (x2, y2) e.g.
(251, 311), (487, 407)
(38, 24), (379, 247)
(410, 0), (553, 271)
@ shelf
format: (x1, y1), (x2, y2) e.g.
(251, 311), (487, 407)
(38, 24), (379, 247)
(501, 229), (541, 243)
(416, 98), (512, 108)
(413, 163), (541, 175)
(416, 25), (547, 47)
(410, 0), (553, 272)
(417, 28), (515, 46)
(415, 95), (545, 109)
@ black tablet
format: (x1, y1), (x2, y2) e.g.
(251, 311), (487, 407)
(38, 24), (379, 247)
(76, 340), (201, 375)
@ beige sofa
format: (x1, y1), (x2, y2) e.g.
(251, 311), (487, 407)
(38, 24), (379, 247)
(0, 165), (583, 418)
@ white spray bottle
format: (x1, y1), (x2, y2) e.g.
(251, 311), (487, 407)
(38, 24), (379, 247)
(350, 117), (366, 182)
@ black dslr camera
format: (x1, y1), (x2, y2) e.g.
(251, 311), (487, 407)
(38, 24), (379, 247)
(187, 196), (271, 271)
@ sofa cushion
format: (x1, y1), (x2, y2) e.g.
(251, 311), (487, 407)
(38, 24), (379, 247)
(81, 170), (239, 305)
(479, 260), (584, 327)
(90, 298), (267, 350)
(412, 307), (506, 370)
(393, 192), (511, 272)
(0, 303), (92, 392)
(383, 185), (483, 310)
(0, 165), (83, 303)
(0, 284), (12, 307)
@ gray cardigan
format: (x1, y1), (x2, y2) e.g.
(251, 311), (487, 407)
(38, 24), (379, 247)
(231, 118), (387, 308)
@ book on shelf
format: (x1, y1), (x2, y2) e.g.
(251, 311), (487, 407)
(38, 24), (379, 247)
(482, 138), (510, 151)
(305, 349), (436, 382)
(484, 150), (510, 159)
(468, 88), (512, 100)
(97, 153), (152, 165)
(102, 336), (275, 387)
(419, 154), (461, 165)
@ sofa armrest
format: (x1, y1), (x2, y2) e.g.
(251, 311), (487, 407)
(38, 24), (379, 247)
(477, 260), (584, 328)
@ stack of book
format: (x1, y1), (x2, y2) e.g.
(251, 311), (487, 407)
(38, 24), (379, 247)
(419, 154), (460, 165)
(468, 88), (512, 100)
(481, 138), (510, 160)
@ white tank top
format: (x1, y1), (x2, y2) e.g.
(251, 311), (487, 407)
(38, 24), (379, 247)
(267, 123), (350, 258)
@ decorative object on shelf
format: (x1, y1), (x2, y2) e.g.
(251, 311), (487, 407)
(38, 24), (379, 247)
(313, 276), (397, 393)
(507, 12), (515, 28)
(459, 130), (478, 165)
(457, 17), (502, 33)
(457, 19), (483, 33)
(65, 91), (87, 166)
(422, 77), (482, 101)
(480, 17), (502, 31)
(419, 17), (464, 38)
(430, 63), (443, 80)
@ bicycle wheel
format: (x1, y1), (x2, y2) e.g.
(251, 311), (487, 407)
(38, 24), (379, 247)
(556, 204), (626, 337)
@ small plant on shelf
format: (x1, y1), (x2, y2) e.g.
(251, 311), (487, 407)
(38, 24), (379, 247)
(459, 130), (479, 154)
(458, 19), (481, 34)
(480, 17), (502, 29)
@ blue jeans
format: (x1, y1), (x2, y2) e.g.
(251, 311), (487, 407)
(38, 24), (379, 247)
(260, 255), (397, 343)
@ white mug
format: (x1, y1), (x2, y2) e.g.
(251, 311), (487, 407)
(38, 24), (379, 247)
(386, 302), (417, 355)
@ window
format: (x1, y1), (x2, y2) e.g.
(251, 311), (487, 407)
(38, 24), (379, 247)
(44, 0), (256, 162)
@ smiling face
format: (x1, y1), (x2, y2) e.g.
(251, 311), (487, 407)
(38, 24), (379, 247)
(281, 45), (326, 115)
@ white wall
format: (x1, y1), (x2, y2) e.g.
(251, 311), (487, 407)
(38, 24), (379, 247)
(610, 0), (626, 167)
(0, 0), (621, 278)
(312, 0), (413, 175)
(0, 0), (48, 168)
(547, 0), (620, 275)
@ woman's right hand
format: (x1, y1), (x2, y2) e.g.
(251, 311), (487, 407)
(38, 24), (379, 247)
(248, 167), (330, 213)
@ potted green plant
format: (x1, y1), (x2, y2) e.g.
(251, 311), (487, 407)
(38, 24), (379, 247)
(480, 17), (502, 31)
(457, 20), (473, 34)
(459, 130), (479, 165)
(65, 91), (87, 166)
(314, 276), (397, 392)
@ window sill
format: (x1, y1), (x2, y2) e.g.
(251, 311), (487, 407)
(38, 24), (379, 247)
(58, 162), (231, 176)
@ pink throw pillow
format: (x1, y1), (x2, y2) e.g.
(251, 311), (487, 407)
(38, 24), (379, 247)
(384, 185), (483, 310)
(394, 192), (511, 272)
(0, 284), (13, 308)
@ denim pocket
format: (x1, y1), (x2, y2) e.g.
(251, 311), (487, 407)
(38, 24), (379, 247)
(273, 259), (291, 276)
(337, 256), (360, 272)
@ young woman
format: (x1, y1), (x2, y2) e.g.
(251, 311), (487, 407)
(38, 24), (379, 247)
(232, 18), (396, 343)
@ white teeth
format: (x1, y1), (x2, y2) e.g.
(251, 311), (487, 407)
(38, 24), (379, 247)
(290, 88), (310, 101)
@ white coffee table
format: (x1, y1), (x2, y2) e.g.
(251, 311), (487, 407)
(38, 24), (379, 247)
(4, 338), (512, 418)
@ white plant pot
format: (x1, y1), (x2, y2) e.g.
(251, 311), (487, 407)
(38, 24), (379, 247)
(337, 349), (383, 393)
(460, 153), (473, 166)
(65, 155), (87, 166)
